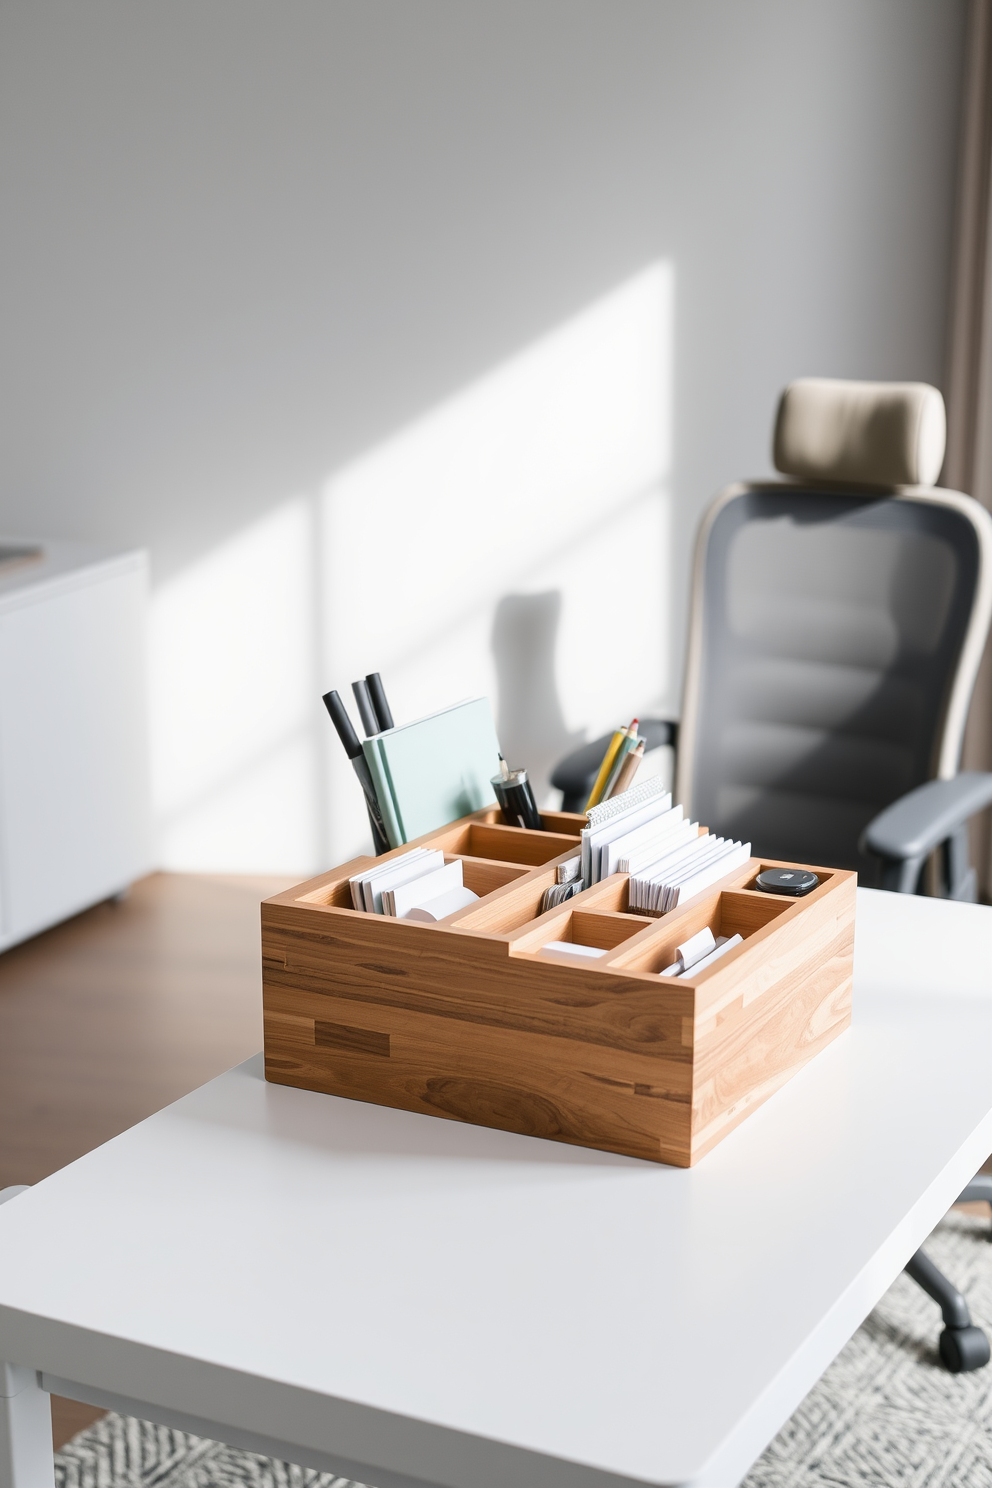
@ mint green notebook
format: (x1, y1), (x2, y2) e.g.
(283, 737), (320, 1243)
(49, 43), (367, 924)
(361, 741), (404, 849)
(362, 697), (501, 846)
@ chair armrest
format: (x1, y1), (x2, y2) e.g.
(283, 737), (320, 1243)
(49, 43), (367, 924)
(863, 773), (992, 861)
(550, 719), (678, 812)
(861, 772), (992, 895)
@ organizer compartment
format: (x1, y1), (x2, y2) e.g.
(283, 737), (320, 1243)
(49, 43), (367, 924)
(430, 820), (579, 866)
(451, 866), (562, 933)
(262, 815), (855, 1168)
(610, 889), (791, 977)
(293, 851), (528, 914)
(477, 807), (587, 837)
(452, 857), (531, 899)
(510, 907), (655, 956)
(297, 872), (367, 910)
(453, 866), (636, 934)
(565, 875), (635, 914)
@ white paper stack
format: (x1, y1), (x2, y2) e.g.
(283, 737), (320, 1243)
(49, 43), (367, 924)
(579, 778), (751, 914)
(628, 835), (751, 913)
(349, 849), (479, 918)
(386, 860), (464, 918)
(404, 884), (479, 922)
(581, 785), (676, 886)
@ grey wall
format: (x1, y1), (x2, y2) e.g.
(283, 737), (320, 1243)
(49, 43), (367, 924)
(0, 0), (966, 871)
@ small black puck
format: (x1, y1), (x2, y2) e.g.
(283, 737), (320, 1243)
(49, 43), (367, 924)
(754, 867), (819, 897)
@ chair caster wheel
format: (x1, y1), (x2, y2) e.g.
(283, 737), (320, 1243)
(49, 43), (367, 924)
(939, 1325), (991, 1372)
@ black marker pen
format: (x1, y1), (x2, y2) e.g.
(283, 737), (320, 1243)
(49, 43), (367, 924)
(322, 689), (390, 855)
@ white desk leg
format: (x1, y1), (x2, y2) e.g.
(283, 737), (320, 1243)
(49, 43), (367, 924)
(0, 1366), (53, 1488)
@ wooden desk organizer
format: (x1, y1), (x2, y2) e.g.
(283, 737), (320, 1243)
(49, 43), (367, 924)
(261, 809), (855, 1166)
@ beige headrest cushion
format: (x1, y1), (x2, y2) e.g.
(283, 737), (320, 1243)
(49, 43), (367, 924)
(773, 378), (946, 487)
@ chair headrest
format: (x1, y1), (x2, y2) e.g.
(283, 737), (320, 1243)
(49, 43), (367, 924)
(773, 377), (946, 487)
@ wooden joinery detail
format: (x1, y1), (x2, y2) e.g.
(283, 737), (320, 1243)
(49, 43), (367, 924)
(314, 1020), (391, 1057)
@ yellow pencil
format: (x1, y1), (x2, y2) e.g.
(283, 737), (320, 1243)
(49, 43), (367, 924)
(584, 728), (625, 811)
(585, 719), (637, 810)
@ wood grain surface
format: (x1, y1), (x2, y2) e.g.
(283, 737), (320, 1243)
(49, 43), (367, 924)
(0, 870), (294, 1448)
(262, 812), (856, 1166)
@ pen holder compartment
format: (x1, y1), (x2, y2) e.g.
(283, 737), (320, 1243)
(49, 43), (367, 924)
(262, 812), (855, 1169)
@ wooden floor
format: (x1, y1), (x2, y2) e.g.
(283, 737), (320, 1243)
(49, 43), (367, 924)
(0, 871), (294, 1449)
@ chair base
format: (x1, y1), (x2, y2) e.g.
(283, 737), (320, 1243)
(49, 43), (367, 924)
(939, 1324), (991, 1372)
(903, 1175), (992, 1373)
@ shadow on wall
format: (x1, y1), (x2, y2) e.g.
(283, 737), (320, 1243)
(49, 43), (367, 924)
(491, 592), (584, 793)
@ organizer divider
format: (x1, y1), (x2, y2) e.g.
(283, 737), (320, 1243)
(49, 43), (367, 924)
(444, 855), (531, 899)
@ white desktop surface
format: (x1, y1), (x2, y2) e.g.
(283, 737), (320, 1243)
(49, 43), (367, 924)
(1, 888), (992, 1488)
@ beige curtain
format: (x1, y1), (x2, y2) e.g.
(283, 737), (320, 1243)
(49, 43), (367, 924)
(945, 0), (992, 900)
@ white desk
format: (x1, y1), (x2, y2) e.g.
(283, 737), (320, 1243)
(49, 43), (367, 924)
(2, 889), (991, 1488)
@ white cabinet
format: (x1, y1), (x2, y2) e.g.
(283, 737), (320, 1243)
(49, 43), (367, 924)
(0, 542), (151, 950)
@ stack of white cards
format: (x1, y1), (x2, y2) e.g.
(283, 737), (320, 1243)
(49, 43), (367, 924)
(349, 848), (479, 919)
(580, 780), (750, 914)
(627, 832), (750, 913)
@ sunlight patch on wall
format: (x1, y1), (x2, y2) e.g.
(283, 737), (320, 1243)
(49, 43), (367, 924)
(321, 262), (674, 862)
(150, 263), (675, 872)
(150, 497), (319, 871)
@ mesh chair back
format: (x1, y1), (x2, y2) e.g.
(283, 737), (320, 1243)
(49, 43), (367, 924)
(676, 485), (987, 877)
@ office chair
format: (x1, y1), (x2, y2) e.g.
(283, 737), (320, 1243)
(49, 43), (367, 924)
(552, 377), (992, 1372)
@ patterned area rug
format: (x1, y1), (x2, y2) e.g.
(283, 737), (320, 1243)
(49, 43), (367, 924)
(55, 1212), (992, 1488)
